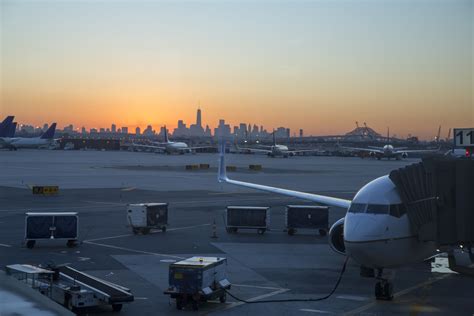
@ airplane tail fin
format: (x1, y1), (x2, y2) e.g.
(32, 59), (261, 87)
(7, 122), (17, 138)
(164, 126), (170, 143)
(218, 141), (228, 182)
(0, 116), (14, 137)
(41, 123), (57, 139)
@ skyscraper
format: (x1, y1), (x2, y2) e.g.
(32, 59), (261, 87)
(196, 108), (202, 128)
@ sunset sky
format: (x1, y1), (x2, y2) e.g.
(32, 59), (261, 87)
(1, 0), (472, 139)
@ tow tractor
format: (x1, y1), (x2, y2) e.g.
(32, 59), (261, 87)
(6, 264), (134, 313)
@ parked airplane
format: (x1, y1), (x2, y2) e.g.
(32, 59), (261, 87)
(0, 123), (57, 150)
(218, 142), (439, 300)
(342, 128), (438, 160)
(132, 126), (212, 154)
(238, 131), (322, 158)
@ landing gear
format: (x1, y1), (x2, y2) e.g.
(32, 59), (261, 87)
(374, 269), (394, 300)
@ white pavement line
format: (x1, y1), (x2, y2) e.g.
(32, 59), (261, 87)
(83, 240), (185, 260)
(0, 205), (112, 213)
(343, 274), (451, 316)
(82, 200), (124, 206)
(221, 288), (290, 311)
(336, 295), (369, 302)
(300, 309), (334, 314)
(83, 223), (211, 243)
(232, 284), (286, 291)
(0, 243), (12, 248)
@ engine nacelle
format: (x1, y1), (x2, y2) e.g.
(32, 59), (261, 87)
(288, 152), (295, 157)
(369, 151), (375, 157)
(402, 152), (408, 158)
(328, 217), (346, 255)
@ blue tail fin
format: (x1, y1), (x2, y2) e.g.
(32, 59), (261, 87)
(7, 122), (17, 137)
(41, 123), (57, 139)
(0, 116), (14, 137)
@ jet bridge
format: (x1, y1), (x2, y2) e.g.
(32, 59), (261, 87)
(389, 157), (474, 247)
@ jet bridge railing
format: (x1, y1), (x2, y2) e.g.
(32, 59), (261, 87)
(389, 157), (474, 247)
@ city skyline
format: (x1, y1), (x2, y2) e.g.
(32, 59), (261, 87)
(1, 0), (472, 139)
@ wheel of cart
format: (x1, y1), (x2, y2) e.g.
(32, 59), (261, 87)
(66, 240), (77, 248)
(132, 227), (140, 235)
(219, 292), (227, 303)
(257, 228), (266, 235)
(226, 227), (238, 233)
(161, 226), (167, 233)
(141, 227), (151, 235)
(318, 229), (327, 236)
(112, 303), (123, 312)
(26, 240), (36, 249)
(287, 228), (296, 236)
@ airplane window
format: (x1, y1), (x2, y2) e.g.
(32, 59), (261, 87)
(348, 203), (366, 213)
(366, 204), (389, 214)
(389, 204), (407, 218)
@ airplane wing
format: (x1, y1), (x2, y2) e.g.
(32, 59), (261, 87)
(341, 146), (383, 154)
(394, 148), (440, 154)
(218, 143), (351, 209)
(131, 143), (166, 150)
(237, 147), (272, 154)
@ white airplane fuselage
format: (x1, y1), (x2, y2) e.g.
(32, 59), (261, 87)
(165, 141), (191, 154)
(1, 137), (54, 149)
(343, 175), (437, 268)
(269, 144), (290, 157)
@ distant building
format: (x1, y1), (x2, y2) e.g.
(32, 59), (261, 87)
(143, 125), (154, 136)
(299, 129), (303, 137)
(121, 127), (128, 134)
(100, 128), (105, 133)
(135, 127), (141, 135)
(214, 119), (231, 138)
(111, 124), (116, 133)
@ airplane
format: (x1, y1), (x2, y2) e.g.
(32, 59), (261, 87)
(342, 128), (439, 160)
(131, 126), (212, 154)
(238, 131), (323, 158)
(217, 142), (440, 300)
(0, 123), (57, 150)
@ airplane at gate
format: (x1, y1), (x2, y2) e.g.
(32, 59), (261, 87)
(217, 142), (441, 300)
(0, 123), (57, 150)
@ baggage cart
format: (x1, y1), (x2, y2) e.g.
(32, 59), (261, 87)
(225, 206), (269, 234)
(127, 203), (168, 234)
(285, 205), (329, 236)
(6, 264), (134, 313)
(164, 257), (231, 311)
(25, 212), (78, 249)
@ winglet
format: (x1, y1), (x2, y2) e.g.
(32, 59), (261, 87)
(218, 141), (228, 182)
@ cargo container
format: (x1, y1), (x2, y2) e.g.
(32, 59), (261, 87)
(127, 203), (168, 234)
(25, 212), (78, 249)
(164, 257), (231, 310)
(225, 206), (269, 234)
(285, 205), (329, 236)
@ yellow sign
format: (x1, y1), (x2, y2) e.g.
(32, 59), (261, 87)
(32, 186), (59, 195)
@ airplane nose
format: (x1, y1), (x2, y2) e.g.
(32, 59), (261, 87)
(344, 215), (385, 242)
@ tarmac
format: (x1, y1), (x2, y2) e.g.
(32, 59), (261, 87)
(0, 150), (472, 315)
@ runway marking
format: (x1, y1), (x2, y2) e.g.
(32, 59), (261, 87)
(221, 287), (290, 311)
(83, 240), (186, 260)
(343, 274), (452, 316)
(300, 309), (334, 314)
(336, 294), (369, 301)
(83, 223), (211, 242)
(0, 243), (12, 248)
(231, 284), (286, 291)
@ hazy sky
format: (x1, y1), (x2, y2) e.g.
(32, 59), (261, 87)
(1, 0), (472, 138)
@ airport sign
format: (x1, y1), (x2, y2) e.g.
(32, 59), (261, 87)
(454, 128), (474, 147)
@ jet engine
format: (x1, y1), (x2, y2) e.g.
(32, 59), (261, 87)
(328, 217), (345, 255)
(402, 152), (408, 158)
(288, 152), (295, 157)
(369, 152), (375, 157)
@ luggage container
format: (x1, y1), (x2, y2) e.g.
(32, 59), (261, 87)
(225, 206), (269, 234)
(164, 257), (231, 310)
(127, 203), (168, 235)
(285, 205), (329, 236)
(25, 212), (78, 249)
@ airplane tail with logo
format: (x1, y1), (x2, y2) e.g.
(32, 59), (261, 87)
(40, 123), (57, 139)
(0, 116), (14, 137)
